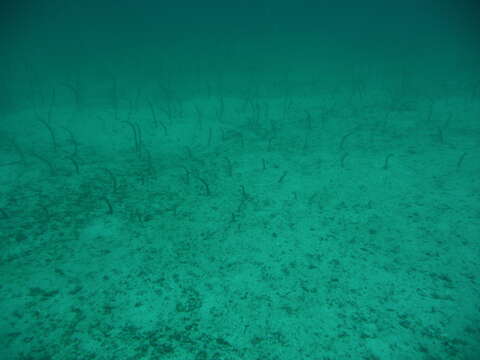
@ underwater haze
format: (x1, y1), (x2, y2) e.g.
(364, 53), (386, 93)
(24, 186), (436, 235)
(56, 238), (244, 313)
(1, 1), (479, 359)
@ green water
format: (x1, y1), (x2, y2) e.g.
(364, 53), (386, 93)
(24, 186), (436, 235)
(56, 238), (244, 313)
(1, 1), (479, 359)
